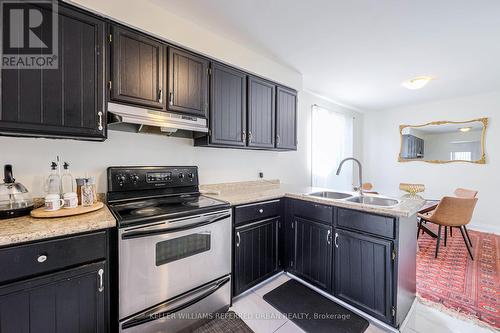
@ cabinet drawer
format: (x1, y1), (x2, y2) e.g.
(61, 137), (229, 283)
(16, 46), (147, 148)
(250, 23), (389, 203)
(292, 199), (333, 225)
(234, 200), (281, 226)
(0, 231), (107, 284)
(337, 208), (395, 238)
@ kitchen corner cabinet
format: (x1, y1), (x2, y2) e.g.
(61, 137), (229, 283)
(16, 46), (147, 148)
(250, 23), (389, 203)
(0, 4), (106, 140)
(110, 26), (165, 109)
(334, 228), (393, 323)
(247, 76), (276, 149)
(275, 86), (297, 150)
(291, 217), (333, 290)
(0, 230), (109, 332)
(167, 47), (209, 117)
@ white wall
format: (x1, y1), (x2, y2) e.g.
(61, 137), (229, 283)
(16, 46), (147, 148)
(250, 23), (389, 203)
(363, 92), (500, 233)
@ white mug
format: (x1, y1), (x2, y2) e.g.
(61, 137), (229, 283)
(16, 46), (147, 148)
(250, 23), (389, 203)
(45, 194), (65, 211)
(63, 192), (78, 209)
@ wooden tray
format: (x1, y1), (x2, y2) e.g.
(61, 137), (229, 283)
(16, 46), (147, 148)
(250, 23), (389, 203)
(30, 202), (104, 218)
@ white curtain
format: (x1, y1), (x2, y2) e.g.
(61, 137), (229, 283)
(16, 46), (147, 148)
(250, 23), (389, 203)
(311, 105), (353, 190)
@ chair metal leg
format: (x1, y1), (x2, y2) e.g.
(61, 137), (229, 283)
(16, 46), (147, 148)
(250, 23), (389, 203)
(435, 225), (442, 258)
(417, 220), (422, 239)
(450, 226), (453, 237)
(444, 226), (447, 247)
(463, 226), (473, 248)
(460, 226), (474, 260)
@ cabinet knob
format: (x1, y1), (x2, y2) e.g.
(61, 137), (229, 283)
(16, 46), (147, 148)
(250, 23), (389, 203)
(37, 254), (47, 263)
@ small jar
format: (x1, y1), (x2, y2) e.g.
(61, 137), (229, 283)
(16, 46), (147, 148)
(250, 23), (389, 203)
(87, 177), (98, 203)
(81, 180), (94, 207)
(75, 178), (86, 205)
(63, 192), (78, 209)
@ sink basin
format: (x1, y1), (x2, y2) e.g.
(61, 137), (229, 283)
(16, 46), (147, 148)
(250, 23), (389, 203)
(346, 196), (399, 207)
(307, 191), (352, 200)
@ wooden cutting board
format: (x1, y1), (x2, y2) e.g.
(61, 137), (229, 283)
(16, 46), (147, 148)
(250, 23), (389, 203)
(30, 202), (104, 218)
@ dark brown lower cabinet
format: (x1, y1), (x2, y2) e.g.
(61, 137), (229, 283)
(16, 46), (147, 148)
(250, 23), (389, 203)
(290, 217), (333, 291)
(334, 228), (394, 324)
(0, 261), (106, 333)
(233, 218), (279, 296)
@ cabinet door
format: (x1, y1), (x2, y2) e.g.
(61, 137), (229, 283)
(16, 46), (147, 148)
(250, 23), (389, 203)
(111, 26), (164, 109)
(247, 76), (275, 148)
(234, 218), (279, 296)
(292, 217), (332, 291)
(210, 63), (246, 146)
(0, 262), (106, 333)
(334, 229), (394, 324)
(275, 86), (297, 150)
(168, 47), (209, 117)
(0, 5), (106, 140)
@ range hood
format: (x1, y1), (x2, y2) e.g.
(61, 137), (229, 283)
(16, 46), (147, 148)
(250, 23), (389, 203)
(107, 102), (208, 134)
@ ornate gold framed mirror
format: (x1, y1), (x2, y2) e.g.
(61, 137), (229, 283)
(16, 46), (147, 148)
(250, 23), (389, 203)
(398, 118), (488, 164)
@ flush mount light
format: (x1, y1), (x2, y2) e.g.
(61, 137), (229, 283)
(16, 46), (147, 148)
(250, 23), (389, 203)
(459, 127), (472, 132)
(401, 76), (434, 90)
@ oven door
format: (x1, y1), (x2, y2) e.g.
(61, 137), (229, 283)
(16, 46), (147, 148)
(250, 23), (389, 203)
(118, 209), (231, 319)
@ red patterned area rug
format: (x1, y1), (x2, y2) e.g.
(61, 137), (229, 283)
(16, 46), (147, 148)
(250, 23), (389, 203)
(416, 225), (499, 330)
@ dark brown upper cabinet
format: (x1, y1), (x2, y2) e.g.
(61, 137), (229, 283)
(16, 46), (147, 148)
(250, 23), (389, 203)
(167, 47), (209, 117)
(247, 76), (275, 149)
(207, 63), (247, 147)
(276, 86), (297, 150)
(0, 5), (106, 140)
(110, 26), (165, 109)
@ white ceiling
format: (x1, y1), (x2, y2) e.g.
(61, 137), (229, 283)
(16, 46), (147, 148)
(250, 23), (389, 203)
(153, 0), (500, 111)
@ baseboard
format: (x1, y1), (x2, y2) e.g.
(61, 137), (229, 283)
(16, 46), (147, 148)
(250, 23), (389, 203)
(468, 223), (500, 235)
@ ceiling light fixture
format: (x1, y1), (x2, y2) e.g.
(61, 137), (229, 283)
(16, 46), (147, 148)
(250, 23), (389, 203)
(459, 127), (472, 132)
(401, 76), (434, 90)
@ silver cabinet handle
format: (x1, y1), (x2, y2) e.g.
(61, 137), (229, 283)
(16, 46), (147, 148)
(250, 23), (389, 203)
(169, 92), (173, 106)
(327, 230), (331, 245)
(334, 232), (339, 248)
(248, 131), (253, 143)
(97, 111), (103, 131)
(276, 135), (280, 145)
(158, 89), (163, 103)
(236, 232), (241, 247)
(259, 209), (264, 213)
(37, 254), (47, 263)
(98, 268), (104, 292)
(242, 131), (246, 142)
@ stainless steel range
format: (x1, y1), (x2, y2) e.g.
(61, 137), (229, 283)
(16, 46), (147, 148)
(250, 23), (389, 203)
(107, 166), (231, 333)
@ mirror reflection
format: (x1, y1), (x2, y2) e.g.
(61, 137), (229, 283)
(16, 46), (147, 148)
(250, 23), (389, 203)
(399, 119), (487, 164)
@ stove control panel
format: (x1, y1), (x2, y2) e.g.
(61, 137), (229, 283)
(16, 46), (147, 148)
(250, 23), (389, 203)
(107, 166), (199, 191)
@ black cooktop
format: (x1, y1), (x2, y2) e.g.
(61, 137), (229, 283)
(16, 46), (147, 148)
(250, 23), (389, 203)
(109, 193), (229, 226)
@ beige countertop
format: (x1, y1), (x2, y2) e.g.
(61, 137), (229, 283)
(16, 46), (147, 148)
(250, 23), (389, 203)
(0, 204), (116, 247)
(201, 180), (425, 218)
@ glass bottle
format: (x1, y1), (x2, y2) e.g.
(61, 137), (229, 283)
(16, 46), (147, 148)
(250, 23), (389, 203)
(61, 162), (75, 195)
(81, 178), (94, 207)
(46, 162), (61, 195)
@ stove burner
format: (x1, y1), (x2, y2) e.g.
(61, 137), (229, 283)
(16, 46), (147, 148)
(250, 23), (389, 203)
(131, 207), (165, 216)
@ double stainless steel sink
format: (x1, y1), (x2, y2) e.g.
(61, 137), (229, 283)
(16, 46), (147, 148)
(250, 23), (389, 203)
(307, 191), (399, 207)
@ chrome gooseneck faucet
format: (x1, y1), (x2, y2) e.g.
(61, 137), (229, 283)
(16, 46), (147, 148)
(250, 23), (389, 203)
(336, 157), (363, 196)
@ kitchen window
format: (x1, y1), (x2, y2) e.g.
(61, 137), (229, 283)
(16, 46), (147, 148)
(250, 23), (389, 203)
(311, 105), (354, 190)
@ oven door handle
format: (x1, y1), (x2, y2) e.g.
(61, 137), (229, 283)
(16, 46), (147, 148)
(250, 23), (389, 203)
(121, 275), (230, 329)
(121, 213), (231, 240)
